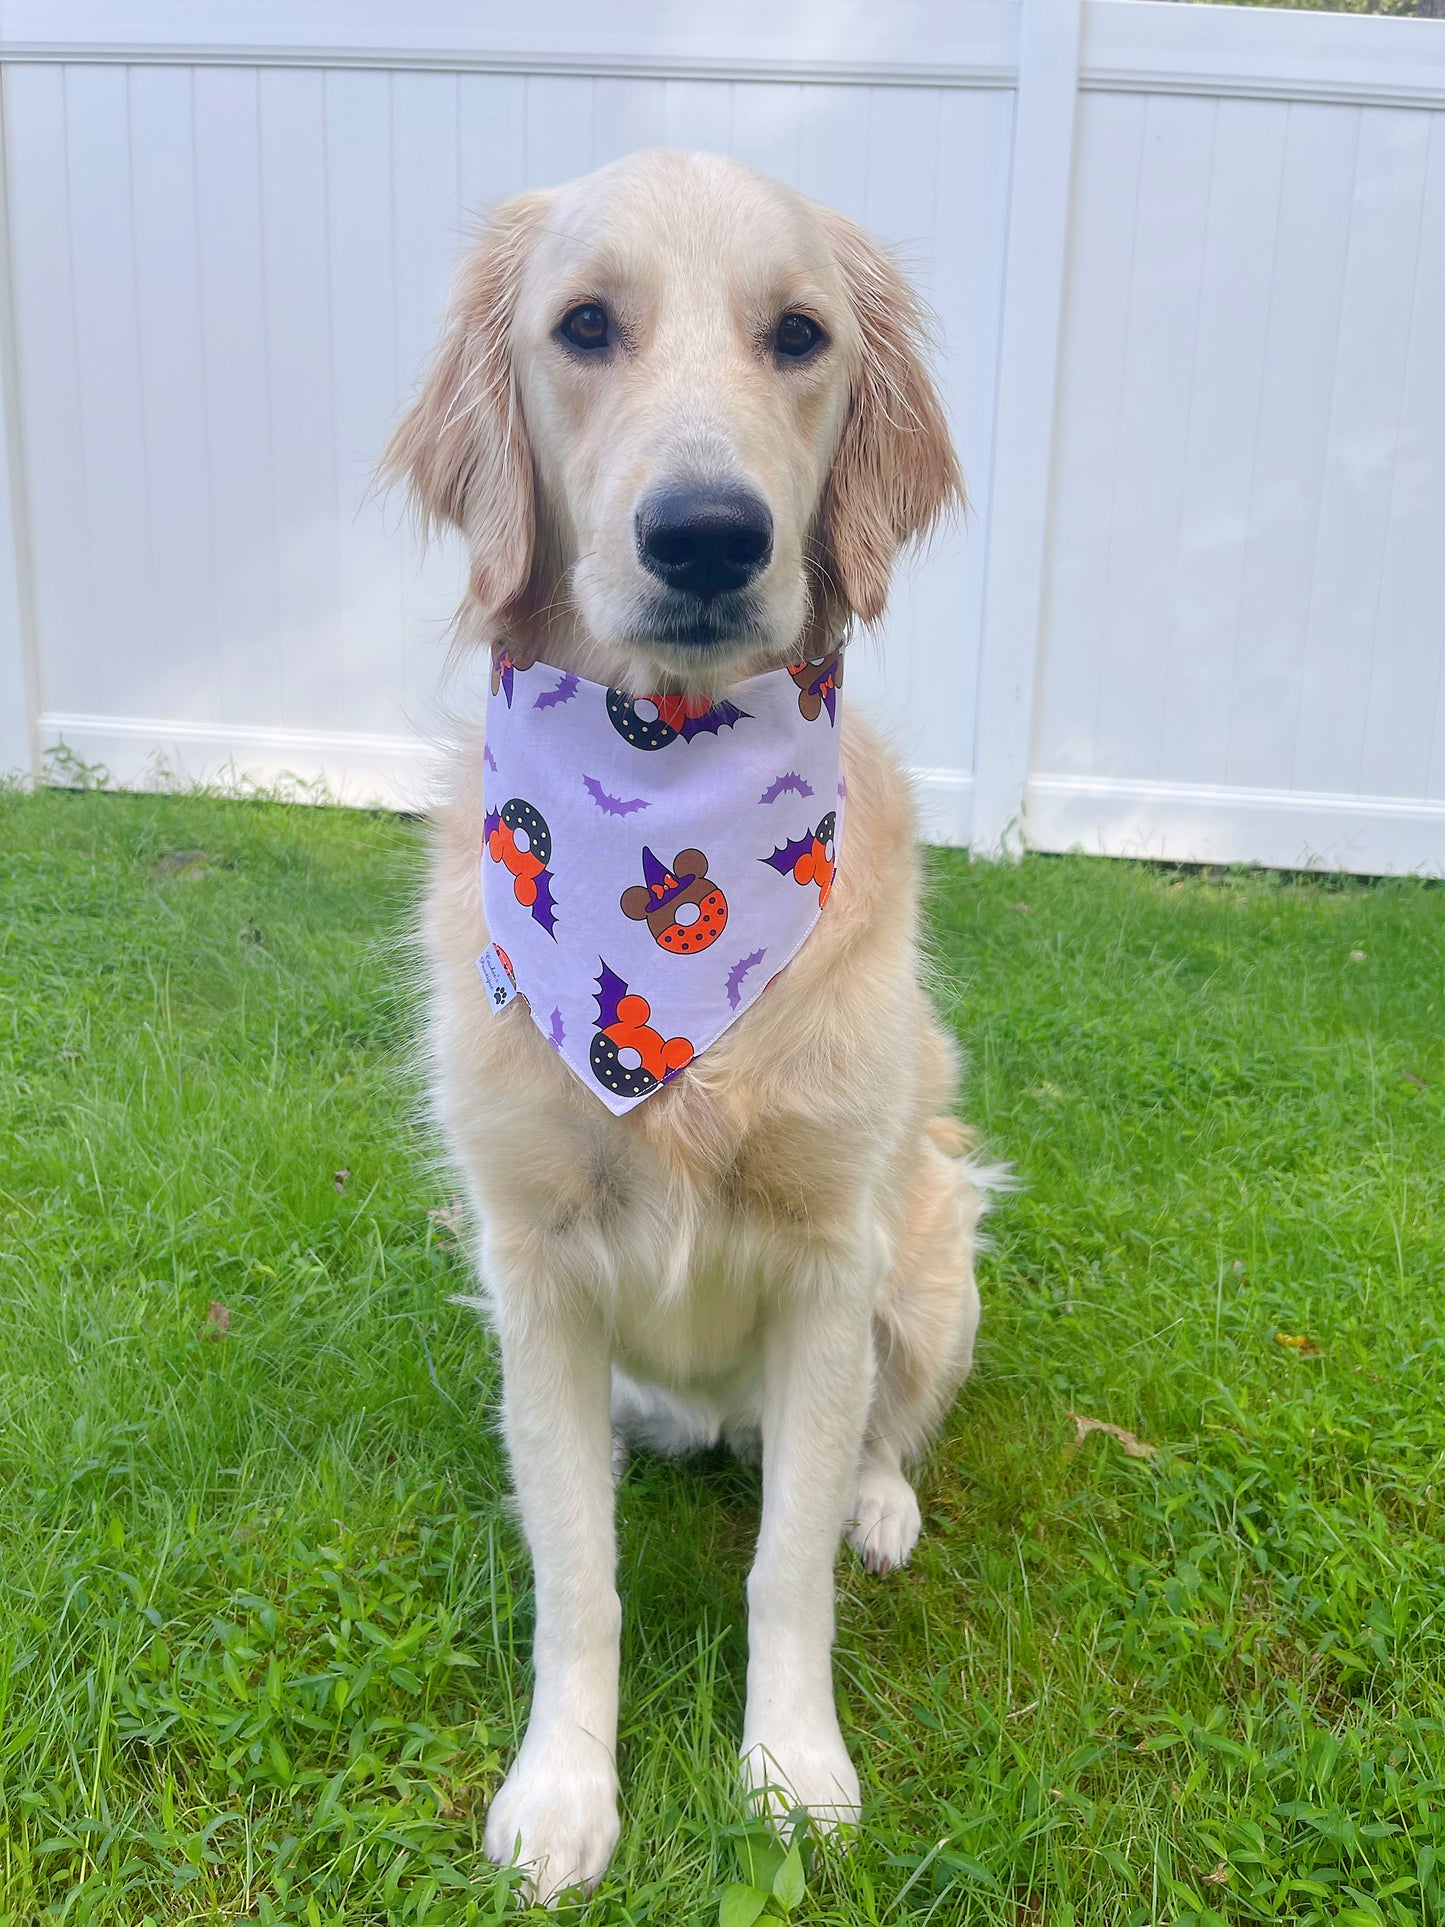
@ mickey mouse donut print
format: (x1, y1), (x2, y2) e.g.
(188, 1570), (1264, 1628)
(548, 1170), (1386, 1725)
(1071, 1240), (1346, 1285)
(485, 798), (558, 934)
(620, 847), (729, 954)
(589, 963), (693, 1100)
(606, 688), (746, 750)
(763, 809), (837, 908)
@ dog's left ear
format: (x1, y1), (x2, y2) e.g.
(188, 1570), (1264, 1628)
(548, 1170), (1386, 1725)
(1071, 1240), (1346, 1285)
(818, 210), (965, 626)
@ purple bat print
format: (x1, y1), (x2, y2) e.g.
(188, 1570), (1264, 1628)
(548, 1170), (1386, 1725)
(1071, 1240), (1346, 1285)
(583, 775), (650, 817)
(594, 961), (628, 1031)
(765, 834), (815, 875)
(679, 699), (747, 740)
(725, 948), (767, 1011)
(531, 871), (557, 936)
(548, 1007), (566, 1050)
(759, 770), (814, 805)
(483, 806), (500, 840)
(484, 745), (498, 772)
(534, 673), (579, 711)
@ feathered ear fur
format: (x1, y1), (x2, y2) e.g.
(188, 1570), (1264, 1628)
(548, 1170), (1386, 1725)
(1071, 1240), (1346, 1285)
(818, 209), (965, 626)
(382, 192), (547, 619)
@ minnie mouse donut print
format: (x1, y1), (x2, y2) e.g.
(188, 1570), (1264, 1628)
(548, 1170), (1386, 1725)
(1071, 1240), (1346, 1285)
(620, 848), (729, 954)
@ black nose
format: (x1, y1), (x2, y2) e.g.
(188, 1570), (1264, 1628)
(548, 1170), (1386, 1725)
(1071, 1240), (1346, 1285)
(635, 484), (773, 601)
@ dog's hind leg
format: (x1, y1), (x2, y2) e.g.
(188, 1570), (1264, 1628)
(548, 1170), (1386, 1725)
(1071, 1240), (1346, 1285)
(847, 1433), (924, 1576)
(846, 1122), (987, 1574)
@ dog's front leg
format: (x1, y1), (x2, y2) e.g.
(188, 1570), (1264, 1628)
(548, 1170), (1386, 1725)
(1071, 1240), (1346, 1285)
(742, 1265), (873, 1827)
(483, 1270), (621, 1903)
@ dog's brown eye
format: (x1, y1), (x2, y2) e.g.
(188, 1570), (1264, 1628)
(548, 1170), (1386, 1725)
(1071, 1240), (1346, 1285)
(775, 312), (825, 360)
(558, 303), (611, 353)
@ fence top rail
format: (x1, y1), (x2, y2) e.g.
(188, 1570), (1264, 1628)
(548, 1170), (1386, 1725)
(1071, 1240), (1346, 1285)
(1083, 0), (1445, 109)
(0, 0), (1020, 85)
(3, 0), (1444, 109)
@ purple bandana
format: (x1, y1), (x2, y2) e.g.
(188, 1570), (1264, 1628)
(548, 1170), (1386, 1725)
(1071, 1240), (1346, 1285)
(479, 649), (847, 1114)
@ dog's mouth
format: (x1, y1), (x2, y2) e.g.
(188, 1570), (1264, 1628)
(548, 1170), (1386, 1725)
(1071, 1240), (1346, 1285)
(626, 587), (770, 654)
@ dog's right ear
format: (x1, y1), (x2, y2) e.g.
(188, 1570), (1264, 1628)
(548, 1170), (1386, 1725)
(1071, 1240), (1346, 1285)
(382, 192), (547, 619)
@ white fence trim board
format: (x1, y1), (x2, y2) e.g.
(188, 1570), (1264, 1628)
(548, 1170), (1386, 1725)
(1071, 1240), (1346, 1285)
(1028, 776), (1445, 879)
(0, 0), (1022, 84)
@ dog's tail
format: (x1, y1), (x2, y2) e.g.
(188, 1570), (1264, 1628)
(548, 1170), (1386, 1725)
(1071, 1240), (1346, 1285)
(927, 1113), (1015, 1204)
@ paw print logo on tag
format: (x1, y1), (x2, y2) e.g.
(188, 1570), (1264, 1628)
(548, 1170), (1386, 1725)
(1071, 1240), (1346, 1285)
(477, 942), (518, 1009)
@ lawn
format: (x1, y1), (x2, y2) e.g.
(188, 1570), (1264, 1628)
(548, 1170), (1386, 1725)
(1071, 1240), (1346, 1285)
(1, 784), (1442, 1927)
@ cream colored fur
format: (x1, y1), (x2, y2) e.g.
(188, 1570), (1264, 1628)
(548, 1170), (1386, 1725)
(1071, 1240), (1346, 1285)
(393, 150), (990, 1904)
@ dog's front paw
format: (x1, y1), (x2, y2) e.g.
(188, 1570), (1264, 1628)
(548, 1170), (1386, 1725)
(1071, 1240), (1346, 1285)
(846, 1463), (922, 1574)
(484, 1729), (620, 1905)
(742, 1717), (861, 1831)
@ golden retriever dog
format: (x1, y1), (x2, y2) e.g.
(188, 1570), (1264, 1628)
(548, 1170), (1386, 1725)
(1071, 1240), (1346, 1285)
(387, 149), (990, 1903)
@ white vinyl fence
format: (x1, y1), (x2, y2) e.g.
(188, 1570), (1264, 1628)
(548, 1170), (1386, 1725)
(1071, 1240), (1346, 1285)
(1, 0), (1443, 874)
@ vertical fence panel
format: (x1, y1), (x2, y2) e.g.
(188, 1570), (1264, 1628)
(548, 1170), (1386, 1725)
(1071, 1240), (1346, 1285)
(259, 66), (345, 736)
(4, 64), (86, 757)
(1154, 97), (1288, 793)
(591, 78), (666, 169)
(193, 64), (282, 736)
(325, 66), (406, 742)
(1031, 88), (1145, 789)
(1291, 108), (1432, 798)
(1225, 104), (1360, 795)
(61, 65), (155, 722)
(1094, 93), (1218, 788)
(1361, 114), (1445, 805)
(128, 67), (218, 732)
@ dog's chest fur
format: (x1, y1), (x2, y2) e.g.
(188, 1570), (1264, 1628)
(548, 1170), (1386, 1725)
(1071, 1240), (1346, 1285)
(511, 1070), (882, 1388)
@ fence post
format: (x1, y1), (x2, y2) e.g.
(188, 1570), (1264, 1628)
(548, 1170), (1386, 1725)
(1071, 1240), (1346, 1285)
(969, 0), (1083, 856)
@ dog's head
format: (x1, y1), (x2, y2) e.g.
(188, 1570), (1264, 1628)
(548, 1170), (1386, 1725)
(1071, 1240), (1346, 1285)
(386, 150), (962, 688)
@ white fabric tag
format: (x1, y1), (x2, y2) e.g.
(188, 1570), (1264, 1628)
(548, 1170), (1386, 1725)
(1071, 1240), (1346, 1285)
(476, 942), (519, 1011)
(480, 648), (846, 1114)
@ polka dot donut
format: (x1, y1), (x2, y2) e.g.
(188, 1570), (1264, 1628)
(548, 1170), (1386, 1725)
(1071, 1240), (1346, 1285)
(606, 689), (678, 751)
(499, 798), (551, 867)
(654, 884), (728, 955)
(589, 1031), (661, 1100)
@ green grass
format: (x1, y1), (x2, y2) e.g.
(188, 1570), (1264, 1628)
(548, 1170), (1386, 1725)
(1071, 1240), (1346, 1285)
(1, 785), (1443, 1927)
(1195, 2), (1441, 18)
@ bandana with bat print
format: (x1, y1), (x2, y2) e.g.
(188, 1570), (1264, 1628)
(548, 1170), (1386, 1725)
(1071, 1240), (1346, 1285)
(479, 645), (846, 1114)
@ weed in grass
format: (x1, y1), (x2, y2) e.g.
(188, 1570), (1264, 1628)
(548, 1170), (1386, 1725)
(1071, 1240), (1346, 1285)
(1, 788), (1443, 1923)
